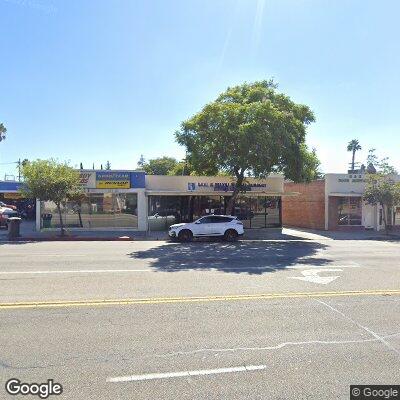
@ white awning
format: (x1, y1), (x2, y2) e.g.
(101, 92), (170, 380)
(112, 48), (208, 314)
(329, 192), (363, 197)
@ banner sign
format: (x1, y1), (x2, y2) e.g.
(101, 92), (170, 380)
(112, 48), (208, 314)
(96, 172), (130, 189)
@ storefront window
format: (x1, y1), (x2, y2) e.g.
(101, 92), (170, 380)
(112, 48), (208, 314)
(337, 197), (362, 226)
(192, 196), (225, 220)
(148, 195), (227, 231)
(148, 196), (184, 231)
(147, 194), (281, 231)
(395, 207), (400, 226)
(41, 192), (138, 229)
(234, 196), (281, 228)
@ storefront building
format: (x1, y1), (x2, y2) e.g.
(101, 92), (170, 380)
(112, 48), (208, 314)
(283, 173), (400, 231)
(37, 171), (287, 231)
(0, 181), (36, 220)
(38, 170), (147, 231)
(146, 175), (284, 230)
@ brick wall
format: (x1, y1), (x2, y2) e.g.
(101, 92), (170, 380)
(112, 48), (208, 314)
(282, 180), (325, 230)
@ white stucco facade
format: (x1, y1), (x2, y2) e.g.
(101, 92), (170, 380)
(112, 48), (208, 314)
(324, 173), (400, 231)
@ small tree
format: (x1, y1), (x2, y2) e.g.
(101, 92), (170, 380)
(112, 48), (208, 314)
(367, 149), (397, 175)
(347, 139), (362, 171)
(67, 188), (87, 228)
(175, 80), (317, 214)
(0, 123), (6, 142)
(105, 160), (111, 170)
(364, 173), (400, 233)
(137, 155), (146, 170)
(21, 159), (83, 235)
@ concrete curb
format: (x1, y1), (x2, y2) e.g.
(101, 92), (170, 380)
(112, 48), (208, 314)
(1, 236), (136, 242)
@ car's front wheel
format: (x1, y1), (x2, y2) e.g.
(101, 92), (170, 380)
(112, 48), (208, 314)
(178, 229), (193, 242)
(224, 229), (238, 242)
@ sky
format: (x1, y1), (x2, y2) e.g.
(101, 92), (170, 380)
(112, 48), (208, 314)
(1, 0), (400, 179)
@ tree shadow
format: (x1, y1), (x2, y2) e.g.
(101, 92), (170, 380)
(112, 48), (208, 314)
(128, 240), (331, 275)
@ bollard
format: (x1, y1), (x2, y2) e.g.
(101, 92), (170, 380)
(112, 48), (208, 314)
(8, 217), (22, 239)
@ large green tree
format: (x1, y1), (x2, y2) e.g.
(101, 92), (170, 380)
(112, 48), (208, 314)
(0, 123), (6, 142)
(21, 159), (83, 235)
(175, 80), (318, 213)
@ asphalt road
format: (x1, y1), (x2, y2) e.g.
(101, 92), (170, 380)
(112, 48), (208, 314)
(0, 238), (399, 399)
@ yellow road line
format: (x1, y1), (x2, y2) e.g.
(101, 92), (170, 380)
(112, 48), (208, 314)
(1, 289), (400, 310)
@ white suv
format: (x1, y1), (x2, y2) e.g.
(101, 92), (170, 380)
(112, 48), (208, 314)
(168, 215), (244, 242)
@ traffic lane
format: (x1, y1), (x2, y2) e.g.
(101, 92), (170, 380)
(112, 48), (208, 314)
(1, 239), (399, 303)
(1, 265), (400, 303)
(2, 239), (399, 270)
(1, 240), (399, 275)
(1, 295), (399, 399)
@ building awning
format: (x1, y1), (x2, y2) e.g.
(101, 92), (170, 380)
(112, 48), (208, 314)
(145, 190), (286, 197)
(329, 192), (363, 197)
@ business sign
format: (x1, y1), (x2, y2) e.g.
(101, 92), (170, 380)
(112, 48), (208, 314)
(79, 172), (96, 188)
(96, 172), (130, 189)
(188, 182), (267, 192)
(338, 174), (366, 183)
(3, 192), (23, 199)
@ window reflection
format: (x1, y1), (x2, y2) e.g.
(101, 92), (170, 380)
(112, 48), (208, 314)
(41, 192), (138, 229)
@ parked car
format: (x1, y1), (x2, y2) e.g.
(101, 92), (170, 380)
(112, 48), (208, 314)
(0, 201), (17, 210)
(168, 215), (244, 242)
(0, 207), (19, 229)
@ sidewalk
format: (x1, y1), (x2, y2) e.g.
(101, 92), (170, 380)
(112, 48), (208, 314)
(1, 224), (399, 242)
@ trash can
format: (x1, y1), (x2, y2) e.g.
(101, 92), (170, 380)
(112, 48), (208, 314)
(42, 213), (52, 228)
(8, 217), (22, 239)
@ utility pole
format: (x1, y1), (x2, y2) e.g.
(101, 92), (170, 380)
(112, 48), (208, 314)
(17, 158), (21, 181)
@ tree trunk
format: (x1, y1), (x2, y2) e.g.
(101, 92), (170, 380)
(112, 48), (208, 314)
(56, 203), (65, 236)
(352, 150), (355, 171)
(226, 173), (244, 215)
(78, 210), (83, 228)
(381, 203), (388, 235)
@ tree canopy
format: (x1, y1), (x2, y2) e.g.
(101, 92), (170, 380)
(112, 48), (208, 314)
(21, 159), (83, 235)
(175, 80), (319, 212)
(142, 156), (178, 175)
(367, 148), (398, 175)
(364, 173), (400, 233)
(0, 123), (6, 142)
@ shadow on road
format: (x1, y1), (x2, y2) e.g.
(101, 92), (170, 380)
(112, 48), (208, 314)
(128, 240), (331, 275)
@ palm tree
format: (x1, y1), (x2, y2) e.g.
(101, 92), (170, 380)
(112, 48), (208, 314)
(0, 123), (6, 142)
(347, 139), (362, 171)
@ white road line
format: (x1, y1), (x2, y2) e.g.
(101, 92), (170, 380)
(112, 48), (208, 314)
(0, 269), (152, 275)
(316, 299), (400, 357)
(107, 365), (266, 383)
(287, 264), (359, 269)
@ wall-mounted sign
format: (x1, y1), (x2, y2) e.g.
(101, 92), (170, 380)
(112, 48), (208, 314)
(79, 172), (96, 188)
(96, 172), (130, 189)
(3, 192), (23, 199)
(187, 182), (267, 192)
(338, 176), (365, 183)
